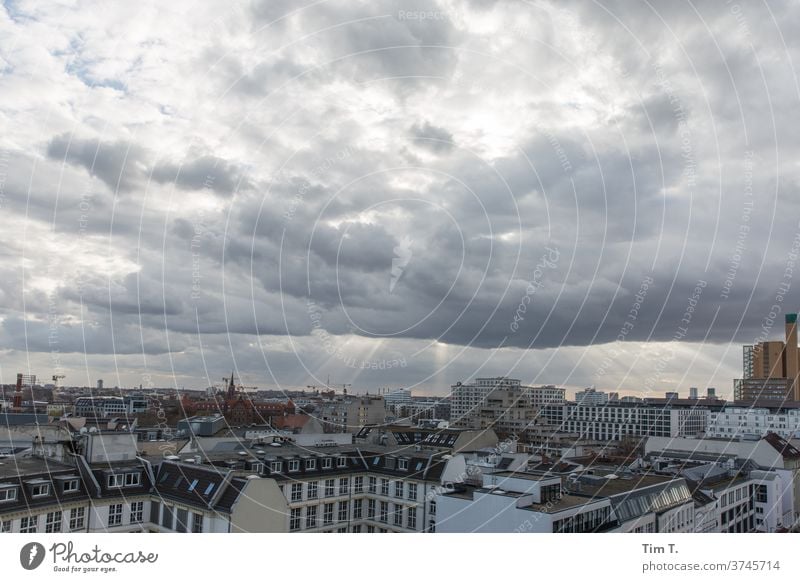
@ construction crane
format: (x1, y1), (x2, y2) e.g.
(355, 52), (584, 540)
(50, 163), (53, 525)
(52, 374), (66, 388)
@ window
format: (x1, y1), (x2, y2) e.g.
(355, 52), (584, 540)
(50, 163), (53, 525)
(290, 508), (302, 531)
(408, 483), (417, 501)
(427, 520), (436, 533)
(306, 505), (317, 529)
(108, 504), (123, 527)
(63, 479), (80, 493)
(393, 504), (403, 526)
(339, 478), (349, 495)
(407, 507), (417, 530)
(307, 481), (318, 500)
(338, 501), (349, 522)
(394, 481), (404, 498)
(368, 477), (377, 494)
(429, 500), (436, 515)
(31, 483), (50, 497)
(398, 458), (408, 471)
(69, 507), (85, 531)
(322, 457), (333, 470)
(367, 525), (375, 533)
(192, 513), (203, 533)
(323, 503), (334, 525)
(291, 483), (303, 502)
(381, 479), (389, 496)
(0, 487), (17, 503)
(353, 499), (363, 520)
(337, 456), (347, 468)
(379, 501), (388, 523)
(45, 511), (62, 533)
(107, 474), (124, 489)
(20, 516), (37, 533)
(325, 479), (335, 497)
(270, 461), (282, 473)
(288, 460), (300, 472)
(1, 520), (10, 533)
(130, 501), (144, 524)
(353, 524), (362, 533)
(368, 499), (376, 519)
(124, 472), (141, 486)
(354, 476), (364, 494)
(305, 458), (316, 470)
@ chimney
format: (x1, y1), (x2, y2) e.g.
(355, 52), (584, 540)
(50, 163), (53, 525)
(786, 314), (799, 400)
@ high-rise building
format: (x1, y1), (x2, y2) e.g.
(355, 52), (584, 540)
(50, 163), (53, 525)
(739, 313), (800, 401)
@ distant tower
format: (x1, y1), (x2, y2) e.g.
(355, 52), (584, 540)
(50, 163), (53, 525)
(689, 387), (698, 399)
(97, 379), (103, 390)
(13, 373), (23, 409)
(227, 371), (236, 400)
(786, 314), (799, 400)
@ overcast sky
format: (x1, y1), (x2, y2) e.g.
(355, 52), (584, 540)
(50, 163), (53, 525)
(2, 0), (800, 397)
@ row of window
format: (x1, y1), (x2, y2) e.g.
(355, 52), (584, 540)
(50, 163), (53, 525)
(289, 500), (419, 531)
(107, 472), (142, 489)
(270, 456), (348, 473)
(0, 504), (134, 533)
(0, 478), (83, 503)
(287, 477), (420, 502)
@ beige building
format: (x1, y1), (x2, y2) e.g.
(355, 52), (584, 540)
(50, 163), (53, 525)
(450, 378), (565, 437)
(741, 313), (800, 401)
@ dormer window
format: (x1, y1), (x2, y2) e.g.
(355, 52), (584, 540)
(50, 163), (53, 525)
(288, 460), (300, 472)
(0, 486), (17, 503)
(322, 457), (332, 470)
(336, 456), (347, 468)
(107, 474), (124, 488)
(124, 473), (141, 487)
(398, 458), (409, 471)
(270, 461), (282, 473)
(31, 483), (50, 497)
(305, 459), (316, 470)
(63, 479), (80, 493)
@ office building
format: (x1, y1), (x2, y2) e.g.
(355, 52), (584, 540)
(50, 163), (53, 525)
(740, 313), (800, 400)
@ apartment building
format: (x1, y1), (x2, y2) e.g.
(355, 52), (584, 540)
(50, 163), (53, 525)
(450, 377), (565, 431)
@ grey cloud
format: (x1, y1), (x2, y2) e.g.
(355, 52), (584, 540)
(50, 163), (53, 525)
(152, 155), (249, 197)
(46, 134), (145, 193)
(409, 121), (455, 153)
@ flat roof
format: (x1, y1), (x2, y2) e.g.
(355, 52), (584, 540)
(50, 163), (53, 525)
(0, 456), (74, 480)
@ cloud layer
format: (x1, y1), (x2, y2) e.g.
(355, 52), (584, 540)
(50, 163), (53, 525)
(1, 0), (799, 396)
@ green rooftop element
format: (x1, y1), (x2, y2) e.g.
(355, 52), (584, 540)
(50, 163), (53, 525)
(787, 313), (797, 324)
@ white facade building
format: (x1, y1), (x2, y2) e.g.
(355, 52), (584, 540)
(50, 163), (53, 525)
(706, 406), (800, 440)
